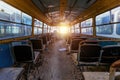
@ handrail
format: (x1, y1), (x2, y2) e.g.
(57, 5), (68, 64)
(109, 60), (120, 80)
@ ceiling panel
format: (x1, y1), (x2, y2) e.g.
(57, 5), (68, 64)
(32, 0), (96, 25)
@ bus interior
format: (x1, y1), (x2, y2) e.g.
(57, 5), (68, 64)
(0, 0), (120, 80)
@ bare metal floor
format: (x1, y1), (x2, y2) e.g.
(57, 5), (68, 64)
(38, 40), (83, 80)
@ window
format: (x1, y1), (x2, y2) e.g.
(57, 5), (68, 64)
(71, 26), (74, 33)
(96, 11), (112, 37)
(96, 11), (110, 25)
(96, 25), (113, 34)
(111, 7), (120, 22)
(0, 1), (21, 23)
(44, 23), (47, 28)
(85, 18), (93, 27)
(0, 21), (32, 39)
(116, 24), (120, 35)
(38, 28), (42, 34)
(34, 19), (43, 35)
(44, 29), (47, 33)
(47, 26), (51, 33)
(34, 27), (42, 35)
(0, 1), (32, 40)
(34, 19), (42, 27)
(22, 12), (32, 25)
(81, 18), (93, 35)
(34, 27), (38, 35)
(51, 27), (58, 33)
(81, 21), (86, 27)
(0, 26), (5, 37)
(81, 27), (93, 35)
(112, 7), (120, 37)
(75, 23), (79, 29)
(25, 25), (32, 36)
(75, 29), (80, 33)
(43, 23), (48, 33)
(96, 6), (120, 38)
(34, 19), (40, 26)
(74, 23), (80, 33)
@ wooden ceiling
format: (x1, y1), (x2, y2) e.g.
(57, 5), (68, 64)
(4, 0), (120, 26)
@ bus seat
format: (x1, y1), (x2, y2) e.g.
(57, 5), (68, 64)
(30, 39), (44, 52)
(99, 41), (118, 47)
(46, 34), (52, 44)
(69, 39), (83, 53)
(66, 36), (71, 45)
(42, 35), (47, 45)
(100, 45), (120, 66)
(13, 45), (34, 63)
(83, 60), (120, 80)
(80, 40), (99, 45)
(77, 44), (102, 66)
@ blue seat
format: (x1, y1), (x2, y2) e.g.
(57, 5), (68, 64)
(99, 41), (118, 47)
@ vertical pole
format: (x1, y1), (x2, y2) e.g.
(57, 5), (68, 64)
(47, 25), (48, 33)
(73, 25), (75, 33)
(70, 26), (72, 34)
(79, 23), (81, 35)
(32, 17), (35, 37)
(42, 22), (44, 35)
(50, 26), (52, 33)
(93, 17), (96, 37)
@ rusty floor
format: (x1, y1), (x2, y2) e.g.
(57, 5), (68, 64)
(35, 40), (84, 80)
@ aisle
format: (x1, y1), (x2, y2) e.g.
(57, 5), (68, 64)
(39, 40), (83, 80)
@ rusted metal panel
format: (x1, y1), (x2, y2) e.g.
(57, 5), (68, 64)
(72, 0), (120, 25)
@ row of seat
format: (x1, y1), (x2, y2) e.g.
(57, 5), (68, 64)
(82, 45), (120, 80)
(77, 44), (120, 66)
(13, 34), (53, 64)
(83, 59), (120, 80)
(30, 33), (53, 51)
(11, 40), (41, 80)
(66, 35), (120, 80)
(0, 33), (53, 80)
(66, 36), (120, 66)
(68, 36), (96, 53)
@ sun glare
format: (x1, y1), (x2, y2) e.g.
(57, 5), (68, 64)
(59, 27), (68, 34)
(58, 22), (70, 36)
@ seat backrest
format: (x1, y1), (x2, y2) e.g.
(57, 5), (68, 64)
(78, 44), (101, 62)
(70, 39), (83, 50)
(46, 33), (51, 41)
(72, 37), (87, 40)
(42, 35), (47, 44)
(80, 40), (99, 45)
(30, 39), (43, 50)
(98, 41), (118, 47)
(66, 36), (71, 44)
(101, 45), (120, 63)
(13, 45), (34, 63)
